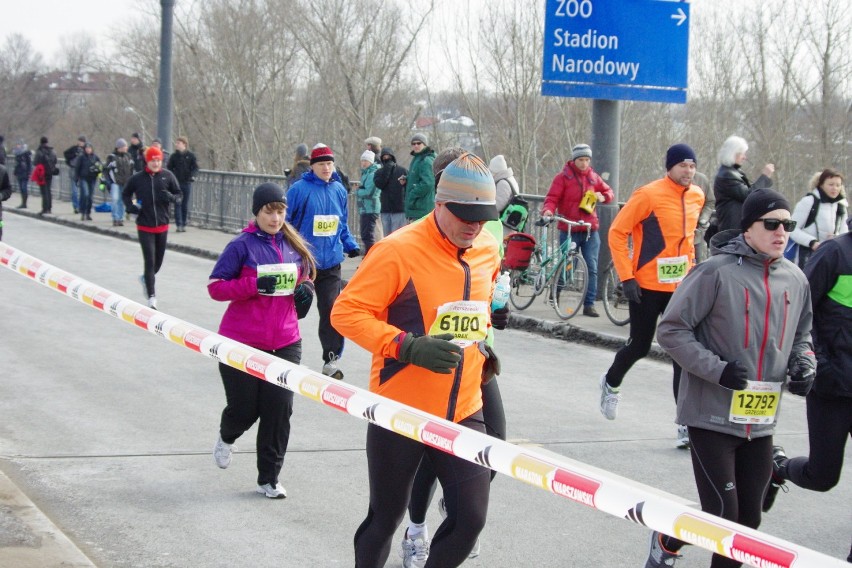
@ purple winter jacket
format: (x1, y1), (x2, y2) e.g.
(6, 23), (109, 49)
(208, 223), (306, 351)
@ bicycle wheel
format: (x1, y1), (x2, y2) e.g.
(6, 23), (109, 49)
(550, 253), (587, 320)
(508, 266), (538, 310)
(602, 262), (630, 326)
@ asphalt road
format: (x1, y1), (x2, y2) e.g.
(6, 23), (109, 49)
(0, 213), (850, 567)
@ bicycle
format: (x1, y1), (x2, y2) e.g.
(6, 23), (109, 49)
(506, 215), (590, 320)
(601, 261), (630, 326)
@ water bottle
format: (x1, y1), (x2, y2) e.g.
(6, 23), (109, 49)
(492, 271), (511, 310)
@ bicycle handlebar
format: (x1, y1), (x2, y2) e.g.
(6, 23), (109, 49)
(535, 215), (593, 232)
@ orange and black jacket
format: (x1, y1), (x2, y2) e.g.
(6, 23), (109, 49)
(609, 175), (705, 292)
(331, 212), (500, 422)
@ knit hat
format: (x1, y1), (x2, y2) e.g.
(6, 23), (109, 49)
(310, 143), (334, 164)
(78, 135), (87, 143)
(252, 182), (287, 215)
(410, 133), (428, 146)
(436, 152), (498, 222)
(40, 136), (48, 144)
(295, 143), (309, 159)
(360, 150), (375, 163)
(488, 155), (508, 174)
(740, 188), (792, 232)
(131, 132), (141, 141)
(144, 146), (163, 162)
(152, 137), (162, 145)
(365, 136), (382, 148)
(665, 143), (697, 170)
(572, 144), (592, 161)
(115, 138), (128, 149)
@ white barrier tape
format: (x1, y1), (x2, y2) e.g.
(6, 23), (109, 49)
(1, 242), (845, 568)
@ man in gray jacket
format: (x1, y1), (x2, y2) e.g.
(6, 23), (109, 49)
(644, 188), (816, 568)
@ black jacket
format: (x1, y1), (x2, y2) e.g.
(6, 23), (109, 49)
(804, 228), (852, 398)
(122, 168), (182, 228)
(166, 150), (199, 184)
(34, 144), (58, 180)
(713, 164), (773, 232)
(75, 152), (102, 183)
(14, 150), (32, 179)
(373, 147), (407, 214)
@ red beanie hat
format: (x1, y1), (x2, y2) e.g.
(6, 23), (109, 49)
(310, 143), (334, 164)
(145, 146), (163, 162)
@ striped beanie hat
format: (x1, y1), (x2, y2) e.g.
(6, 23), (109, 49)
(436, 152), (498, 222)
(310, 143), (335, 164)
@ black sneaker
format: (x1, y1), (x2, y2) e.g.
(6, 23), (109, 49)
(583, 305), (600, 317)
(762, 445), (789, 512)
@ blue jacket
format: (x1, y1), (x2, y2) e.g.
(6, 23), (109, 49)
(357, 163), (381, 214)
(286, 170), (359, 269)
(208, 223), (305, 351)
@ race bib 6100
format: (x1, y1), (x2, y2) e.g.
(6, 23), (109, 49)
(428, 301), (488, 348)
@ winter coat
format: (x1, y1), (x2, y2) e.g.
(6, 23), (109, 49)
(609, 175), (704, 292)
(14, 146), (32, 180)
(803, 226), (852, 398)
(122, 168), (182, 229)
(0, 166), (11, 211)
(75, 152), (102, 184)
(489, 157), (520, 214)
(542, 161), (614, 232)
(713, 164), (773, 232)
(405, 146), (436, 219)
(286, 170), (359, 270)
(166, 150), (199, 184)
(287, 159), (310, 189)
(33, 144), (57, 180)
(373, 148), (407, 214)
(357, 162), (381, 214)
(106, 151), (135, 186)
(657, 230), (815, 438)
(789, 189), (848, 249)
(63, 145), (84, 178)
(208, 222), (306, 351)
(128, 143), (145, 172)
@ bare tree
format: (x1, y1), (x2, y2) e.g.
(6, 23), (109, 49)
(0, 34), (55, 141)
(56, 32), (99, 74)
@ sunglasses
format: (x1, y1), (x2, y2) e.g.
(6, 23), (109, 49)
(756, 218), (797, 232)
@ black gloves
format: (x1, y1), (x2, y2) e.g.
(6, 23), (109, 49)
(348, 248), (361, 258)
(126, 204), (140, 214)
(787, 369), (815, 397)
(719, 360), (749, 391)
(491, 307), (509, 330)
(257, 275), (277, 295)
(481, 344), (501, 384)
(621, 279), (642, 304)
(398, 333), (461, 374)
(293, 281), (315, 319)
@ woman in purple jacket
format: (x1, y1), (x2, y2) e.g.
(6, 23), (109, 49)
(208, 183), (316, 499)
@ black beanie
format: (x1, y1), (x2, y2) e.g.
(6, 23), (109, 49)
(665, 143), (697, 170)
(252, 183), (286, 216)
(740, 188), (791, 231)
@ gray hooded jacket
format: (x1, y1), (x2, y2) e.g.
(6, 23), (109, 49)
(657, 229), (815, 438)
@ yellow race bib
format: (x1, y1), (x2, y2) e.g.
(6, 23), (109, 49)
(428, 301), (488, 348)
(313, 215), (339, 237)
(656, 255), (688, 284)
(729, 381), (781, 425)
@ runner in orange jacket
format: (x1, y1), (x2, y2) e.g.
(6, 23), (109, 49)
(331, 152), (501, 568)
(599, 144), (705, 431)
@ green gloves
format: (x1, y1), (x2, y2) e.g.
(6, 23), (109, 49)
(398, 333), (462, 374)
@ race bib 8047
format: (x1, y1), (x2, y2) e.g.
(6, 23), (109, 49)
(313, 215), (339, 237)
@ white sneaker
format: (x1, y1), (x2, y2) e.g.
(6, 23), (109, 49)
(599, 373), (621, 420)
(321, 358), (344, 380)
(399, 535), (429, 568)
(437, 497), (480, 558)
(213, 435), (235, 469)
(676, 425), (690, 449)
(147, 296), (157, 310)
(256, 482), (287, 499)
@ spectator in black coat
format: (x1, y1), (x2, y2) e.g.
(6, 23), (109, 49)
(166, 136), (199, 232)
(33, 137), (58, 216)
(13, 141), (32, 208)
(74, 143), (102, 221)
(373, 147), (407, 235)
(713, 135), (775, 232)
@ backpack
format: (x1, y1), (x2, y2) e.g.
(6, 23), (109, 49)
(501, 196), (529, 232)
(502, 232), (536, 270)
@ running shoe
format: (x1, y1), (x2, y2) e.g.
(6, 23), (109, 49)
(322, 353), (344, 380)
(645, 531), (682, 567)
(213, 435), (235, 469)
(762, 445), (789, 512)
(438, 497), (480, 558)
(147, 296), (158, 310)
(676, 425), (690, 449)
(399, 535), (429, 568)
(599, 372), (621, 420)
(256, 482), (287, 499)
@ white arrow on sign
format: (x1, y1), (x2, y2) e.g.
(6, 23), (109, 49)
(671, 7), (687, 26)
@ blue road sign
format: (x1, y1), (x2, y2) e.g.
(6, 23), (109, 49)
(541, 0), (690, 103)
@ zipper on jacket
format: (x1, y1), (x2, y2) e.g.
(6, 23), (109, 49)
(743, 288), (750, 348)
(445, 249), (472, 421)
(757, 261), (772, 382)
(779, 291), (789, 348)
